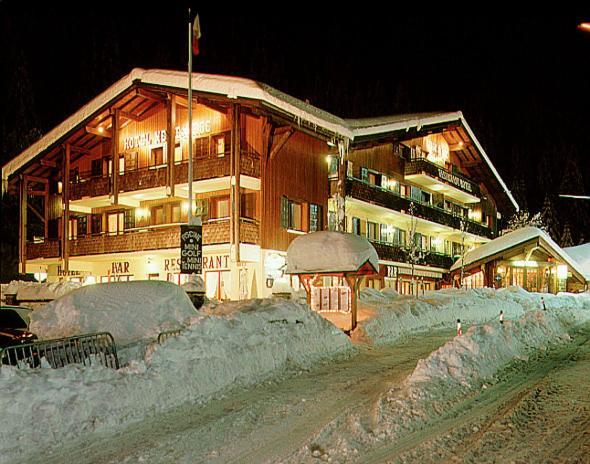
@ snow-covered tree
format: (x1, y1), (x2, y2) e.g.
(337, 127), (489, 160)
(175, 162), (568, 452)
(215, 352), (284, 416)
(403, 202), (427, 294)
(539, 194), (560, 241)
(559, 223), (574, 248)
(501, 210), (546, 235)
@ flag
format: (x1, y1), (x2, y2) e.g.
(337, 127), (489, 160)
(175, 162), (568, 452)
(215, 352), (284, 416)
(192, 14), (201, 55)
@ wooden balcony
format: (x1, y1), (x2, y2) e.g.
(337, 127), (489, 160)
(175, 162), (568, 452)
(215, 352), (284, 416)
(25, 219), (260, 260)
(346, 178), (493, 239)
(404, 158), (481, 199)
(70, 174), (110, 200)
(370, 240), (455, 270)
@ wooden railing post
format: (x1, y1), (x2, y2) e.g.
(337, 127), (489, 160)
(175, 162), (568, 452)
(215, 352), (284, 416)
(167, 94), (176, 197)
(111, 109), (119, 205)
(19, 175), (27, 274)
(230, 103), (241, 262)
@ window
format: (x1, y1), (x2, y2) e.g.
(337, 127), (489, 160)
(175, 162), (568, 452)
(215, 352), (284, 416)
(91, 214), (102, 235)
(124, 209), (135, 230)
(171, 203), (181, 223)
(107, 212), (125, 236)
(309, 203), (322, 232)
(194, 136), (209, 158)
(240, 193), (257, 220)
(174, 143), (183, 164)
(119, 155), (125, 175)
(212, 133), (229, 157)
(368, 171), (380, 187)
(280, 196), (304, 231)
(151, 206), (164, 225)
(327, 156), (338, 179)
(367, 221), (379, 241)
(91, 159), (102, 177)
(410, 186), (422, 202)
(380, 224), (392, 243)
(360, 167), (368, 182)
(125, 151), (138, 171)
(68, 218), (77, 240)
(77, 216), (87, 237)
(211, 196), (230, 219)
(421, 191), (431, 204)
(352, 217), (361, 235)
(149, 146), (166, 167)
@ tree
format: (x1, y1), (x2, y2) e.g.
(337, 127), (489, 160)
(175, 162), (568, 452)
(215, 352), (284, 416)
(539, 194), (560, 241)
(501, 210), (545, 235)
(559, 223), (574, 248)
(403, 202), (428, 295)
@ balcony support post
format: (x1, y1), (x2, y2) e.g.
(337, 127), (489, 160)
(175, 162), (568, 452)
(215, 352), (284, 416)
(336, 139), (349, 232)
(62, 143), (71, 275)
(230, 103), (241, 262)
(19, 175), (27, 274)
(166, 94), (176, 197)
(111, 109), (119, 205)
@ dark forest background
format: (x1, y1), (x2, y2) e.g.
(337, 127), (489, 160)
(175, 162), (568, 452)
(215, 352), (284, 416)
(1, 5), (589, 279)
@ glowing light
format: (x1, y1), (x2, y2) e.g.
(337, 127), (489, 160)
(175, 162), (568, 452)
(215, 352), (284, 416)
(57, 181), (63, 194)
(578, 22), (590, 32)
(98, 127), (104, 133)
(135, 207), (150, 220)
(557, 265), (568, 279)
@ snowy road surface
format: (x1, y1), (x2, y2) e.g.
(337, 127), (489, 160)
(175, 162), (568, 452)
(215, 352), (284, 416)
(23, 330), (454, 464)
(30, 324), (590, 464)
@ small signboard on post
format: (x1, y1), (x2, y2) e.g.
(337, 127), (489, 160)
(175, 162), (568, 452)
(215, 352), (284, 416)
(180, 224), (202, 274)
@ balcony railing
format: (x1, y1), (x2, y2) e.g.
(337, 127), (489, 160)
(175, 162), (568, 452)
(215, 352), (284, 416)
(346, 177), (493, 239)
(404, 158), (481, 198)
(370, 240), (455, 270)
(25, 219), (260, 260)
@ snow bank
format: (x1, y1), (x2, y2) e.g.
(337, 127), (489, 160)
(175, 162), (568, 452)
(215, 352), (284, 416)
(0, 299), (352, 463)
(29, 281), (197, 347)
(293, 292), (590, 462)
(1, 280), (81, 302)
(564, 242), (590, 279)
(357, 286), (590, 345)
(286, 231), (379, 274)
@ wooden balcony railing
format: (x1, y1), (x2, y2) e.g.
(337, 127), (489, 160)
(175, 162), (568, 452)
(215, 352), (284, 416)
(25, 219), (260, 260)
(404, 158), (481, 197)
(346, 178), (493, 239)
(370, 240), (456, 270)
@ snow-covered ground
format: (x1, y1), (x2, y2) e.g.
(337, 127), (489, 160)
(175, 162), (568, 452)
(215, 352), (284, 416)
(0, 280), (81, 305)
(1, 286), (589, 463)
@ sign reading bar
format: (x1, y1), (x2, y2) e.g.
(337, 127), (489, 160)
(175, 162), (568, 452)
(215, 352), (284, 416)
(180, 225), (203, 274)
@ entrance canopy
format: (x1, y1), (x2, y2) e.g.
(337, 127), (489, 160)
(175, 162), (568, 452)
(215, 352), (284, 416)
(451, 227), (588, 286)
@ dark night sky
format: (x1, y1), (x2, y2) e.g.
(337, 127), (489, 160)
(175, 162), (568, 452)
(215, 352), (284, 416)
(1, 5), (589, 241)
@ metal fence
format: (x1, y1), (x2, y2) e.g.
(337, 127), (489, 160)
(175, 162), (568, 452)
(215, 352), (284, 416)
(157, 329), (183, 344)
(0, 332), (119, 370)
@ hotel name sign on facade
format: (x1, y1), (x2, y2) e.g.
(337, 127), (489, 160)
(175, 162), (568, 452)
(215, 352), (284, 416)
(123, 120), (212, 150)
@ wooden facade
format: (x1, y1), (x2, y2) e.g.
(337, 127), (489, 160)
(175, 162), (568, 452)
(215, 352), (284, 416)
(3, 70), (515, 299)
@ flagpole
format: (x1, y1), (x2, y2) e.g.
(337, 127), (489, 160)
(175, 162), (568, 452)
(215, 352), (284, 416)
(187, 8), (195, 226)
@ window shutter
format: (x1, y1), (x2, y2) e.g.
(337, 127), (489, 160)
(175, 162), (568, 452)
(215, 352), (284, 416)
(280, 196), (289, 229)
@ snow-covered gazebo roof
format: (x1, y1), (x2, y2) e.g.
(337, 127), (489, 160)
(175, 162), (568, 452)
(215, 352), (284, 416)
(451, 227), (588, 283)
(285, 231), (379, 275)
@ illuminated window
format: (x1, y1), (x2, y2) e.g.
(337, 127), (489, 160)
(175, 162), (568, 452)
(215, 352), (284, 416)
(309, 203), (322, 232)
(149, 147), (166, 167)
(211, 196), (230, 219)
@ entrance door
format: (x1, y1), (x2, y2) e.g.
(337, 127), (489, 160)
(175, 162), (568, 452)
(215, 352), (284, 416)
(205, 270), (231, 300)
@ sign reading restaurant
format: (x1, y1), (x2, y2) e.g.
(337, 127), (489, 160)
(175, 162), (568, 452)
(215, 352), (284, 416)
(123, 120), (212, 150)
(180, 225), (203, 274)
(437, 168), (474, 193)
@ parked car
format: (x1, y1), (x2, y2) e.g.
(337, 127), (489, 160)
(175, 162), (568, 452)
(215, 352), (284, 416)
(0, 305), (38, 351)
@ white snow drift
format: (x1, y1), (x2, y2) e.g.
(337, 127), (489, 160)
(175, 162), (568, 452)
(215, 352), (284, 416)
(0, 298), (351, 463)
(29, 281), (198, 346)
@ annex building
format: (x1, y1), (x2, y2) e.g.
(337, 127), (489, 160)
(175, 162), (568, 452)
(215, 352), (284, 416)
(2, 69), (518, 300)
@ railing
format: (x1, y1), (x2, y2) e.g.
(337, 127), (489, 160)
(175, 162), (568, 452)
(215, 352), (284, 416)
(26, 219), (261, 260)
(157, 329), (183, 344)
(405, 158), (481, 197)
(370, 240), (456, 269)
(346, 177), (493, 239)
(0, 332), (119, 370)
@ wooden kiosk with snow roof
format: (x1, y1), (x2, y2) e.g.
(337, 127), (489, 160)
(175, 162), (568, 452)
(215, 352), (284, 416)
(286, 231), (379, 332)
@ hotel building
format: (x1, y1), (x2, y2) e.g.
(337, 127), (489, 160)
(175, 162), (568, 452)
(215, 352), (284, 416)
(1, 69), (518, 299)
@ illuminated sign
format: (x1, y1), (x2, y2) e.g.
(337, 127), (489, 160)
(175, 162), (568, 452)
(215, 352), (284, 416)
(437, 168), (474, 193)
(180, 225), (203, 274)
(123, 120), (212, 151)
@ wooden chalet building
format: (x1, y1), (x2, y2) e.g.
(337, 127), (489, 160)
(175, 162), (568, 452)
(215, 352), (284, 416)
(1, 69), (518, 299)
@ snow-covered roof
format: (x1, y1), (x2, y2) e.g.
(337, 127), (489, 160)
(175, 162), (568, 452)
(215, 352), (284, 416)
(450, 227), (588, 282)
(564, 243), (590, 279)
(286, 231), (379, 274)
(1, 69), (516, 211)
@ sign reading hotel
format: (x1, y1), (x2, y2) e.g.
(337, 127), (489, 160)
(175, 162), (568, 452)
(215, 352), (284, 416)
(123, 120), (212, 151)
(437, 168), (474, 193)
(180, 225), (203, 274)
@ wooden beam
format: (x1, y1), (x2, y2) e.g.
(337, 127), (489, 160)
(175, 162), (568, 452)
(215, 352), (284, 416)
(85, 125), (112, 138)
(23, 175), (49, 185)
(62, 144), (71, 275)
(19, 176), (27, 274)
(119, 110), (142, 122)
(230, 103), (241, 264)
(136, 88), (167, 104)
(166, 94), (176, 197)
(40, 159), (57, 168)
(27, 203), (45, 223)
(69, 144), (92, 155)
(269, 128), (294, 162)
(111, 109), (120, 205)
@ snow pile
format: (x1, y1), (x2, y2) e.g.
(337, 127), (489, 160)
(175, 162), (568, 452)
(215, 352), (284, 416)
(564, 242), (590, 279)
(294, 294), (590, 462)
(286, 231), (379, 274)
(29, 281), (197, 347)
(181, 274), (205, 293)
(0, 299), (352, 463)
(1, 280), (81, 302)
